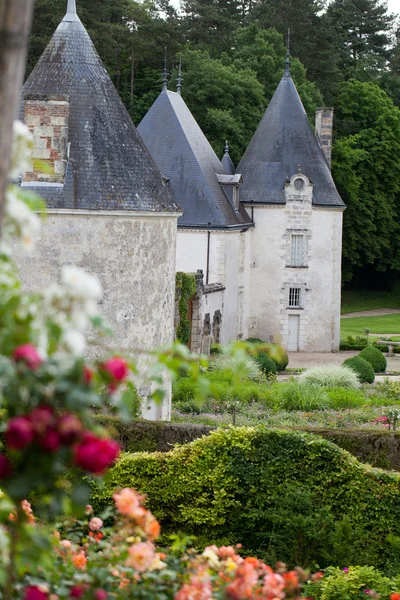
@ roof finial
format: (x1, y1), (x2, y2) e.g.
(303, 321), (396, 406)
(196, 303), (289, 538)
(224, 140), (229, 155)
(67, 0), (77, 14)
(176, 55), (183, 95)
(284, 28), (291, 76)
(162, 47), (168, 92)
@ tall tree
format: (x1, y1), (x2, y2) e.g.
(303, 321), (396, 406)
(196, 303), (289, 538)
(0, 0), (34, 226)
(326, 0), (395, 81)
(332, 79), (400, 283)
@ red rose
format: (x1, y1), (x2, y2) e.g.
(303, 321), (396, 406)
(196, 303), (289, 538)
(94, 590), (108, 600)
(6, 416), (34, 450)
(24, 586), (48, 600)
(58, 414), (83, 445)
(70, 586), (85, 598)
(30, 406), (54, 435)
(83, 366), (93, 385)
(13, 344), (43, 370)
(39, 428), (61, 452)
(0, 454), (12, 479)
(73, 434), (120, 474)
(100, 357), (128, 384)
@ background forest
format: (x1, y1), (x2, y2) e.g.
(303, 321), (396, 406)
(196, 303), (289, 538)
(27, 0), (400, 289)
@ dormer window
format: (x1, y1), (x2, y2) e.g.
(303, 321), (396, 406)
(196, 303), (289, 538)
(293, 177), (305, 191)
(216, 173), (243, 211)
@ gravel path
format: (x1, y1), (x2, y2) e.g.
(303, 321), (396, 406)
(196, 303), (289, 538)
(342, 308), (400, 318)
(287, 351), (400, 371)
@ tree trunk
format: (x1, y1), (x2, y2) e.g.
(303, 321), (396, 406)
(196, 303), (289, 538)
(0, 0), (34, 230)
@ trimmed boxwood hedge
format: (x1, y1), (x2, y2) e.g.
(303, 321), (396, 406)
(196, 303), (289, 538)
(342, 355), (375, 383)
(359, 345), (387, 373)
(92, 426), (400, 569)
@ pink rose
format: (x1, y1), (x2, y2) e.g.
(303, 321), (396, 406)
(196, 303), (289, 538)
(73, 434), (120, 474)
(57, 414), (83, 445)
(0, 454), (12, 479)
(24, 586), (48, 600)
(39, 428), (61, 452)
(13, 344), (43, 370)
(6, 416), (34, 450)
(89, 517), (103, 531)
(30, 406), (54, 435)
(126, 541), (155, 572)
(83, 366), (93, 385)
(69, 586), (85, 598)
(94, 590), (107, 600)
(100, 357), (128, 389)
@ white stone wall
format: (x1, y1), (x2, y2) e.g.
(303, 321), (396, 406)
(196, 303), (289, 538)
(176, 229), (251, 345)
(12, 209), (179, 419)
(247, 174), (343, 352)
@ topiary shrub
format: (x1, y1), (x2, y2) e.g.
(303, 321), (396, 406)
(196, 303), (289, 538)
(92, 427), (400, 569)
(342, 355), (375, 383)
(253, 353), (276, 378)
(359, 345), (387, 373)
(298, 365), (360, 389)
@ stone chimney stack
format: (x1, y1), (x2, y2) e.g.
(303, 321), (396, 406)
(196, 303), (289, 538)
(315, 107), (333, 170)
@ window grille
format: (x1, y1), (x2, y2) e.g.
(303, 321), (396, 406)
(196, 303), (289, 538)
(289, 287), (301, 308)
(290, 234), (304, 266)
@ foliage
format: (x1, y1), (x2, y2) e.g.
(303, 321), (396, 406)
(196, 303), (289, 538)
(253, 352), (277, 378)
(175, 272), (196, 346)
(96, 426), (400, 569)
(210, 353), (264, 381)
(274, 382), (331, 412)
(304, 565), (400, 600)
(359, 345), (387, 373)
(342, 355), (375, 384)
(298, 366), (361, 389)
(325, 387), (366, 410)
(341, 314), (400, 338)
(339, 336), (368, 351)
(245, 339), (289, 371)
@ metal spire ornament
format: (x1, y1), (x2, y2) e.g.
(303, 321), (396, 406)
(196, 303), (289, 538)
(284, 28), (291, 76)
(176, 56), (183, 95)
(162, 47), (168, 91)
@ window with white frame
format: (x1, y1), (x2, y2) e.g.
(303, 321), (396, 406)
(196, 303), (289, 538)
(289, 287), (301, 308)
(290, 234), (304, 266)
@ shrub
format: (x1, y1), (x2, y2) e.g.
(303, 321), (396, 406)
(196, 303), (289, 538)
(275, 381), (331, 411)
(94, 427), (400, 570)
(304, 565), (400, 600)
(172, 377), (197, 404)
(254, 352), (277, 378)
(246, 339), (289, 371)
(210, 342), (222, 355)
(325, 387), (366, 409)
(342, 355), (375, 383)
(298, 365), (361, 389)
(340, 335), (368, 351)
(209, 354), (263, 381)
(359, 345), (387, 373)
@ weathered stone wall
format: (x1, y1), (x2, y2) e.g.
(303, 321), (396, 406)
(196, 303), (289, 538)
(23, 95), (70, 184)
(12, 210), (179, 419)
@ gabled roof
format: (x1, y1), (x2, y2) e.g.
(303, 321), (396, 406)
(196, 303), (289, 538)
(236, 71), (345, 208)
(19, 0), (179, 213)
(138, 89), (252, 229)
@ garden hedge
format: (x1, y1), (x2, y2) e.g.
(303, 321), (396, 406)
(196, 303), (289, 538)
(91, 426), (400, 570)
(342, 355), (375, 383)
(94, 416), (400, 470)
(359, 345), (387, 373)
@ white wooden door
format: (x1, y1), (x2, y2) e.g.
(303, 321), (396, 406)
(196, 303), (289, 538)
(288, 315), (299, 351)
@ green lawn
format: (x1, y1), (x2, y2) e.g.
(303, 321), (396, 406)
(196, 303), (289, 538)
(341, 288), (400, 314)
(341, 314), (400, 338)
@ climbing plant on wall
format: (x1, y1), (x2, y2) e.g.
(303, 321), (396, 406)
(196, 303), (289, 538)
(175, 272), (196, 346)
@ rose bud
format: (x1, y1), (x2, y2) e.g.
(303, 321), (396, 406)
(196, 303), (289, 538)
(94, 590), (108, 600)
(24, 586), (48, 600)
(83, 365), (93, 385)
(58, 414), (83, 445)
(6, 416), (34, 450)
(30, 406), (54, 436)
(0, 454), (13, 479)
(13, 344), (43, 370)
(69, 586), (85, 599)
(39, 428), (61, 452)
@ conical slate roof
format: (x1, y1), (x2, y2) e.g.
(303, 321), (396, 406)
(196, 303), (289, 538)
(20, 0), (179, 212)
(138, 89), (252, 228)
(221, 142), (235, 176)
(236, 71), (344, 207)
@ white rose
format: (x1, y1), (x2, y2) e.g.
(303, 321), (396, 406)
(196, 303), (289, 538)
(61, 266), (102, 301)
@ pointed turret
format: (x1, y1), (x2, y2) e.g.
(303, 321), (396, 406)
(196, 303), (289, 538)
(20, 1), (179, 213)
(221, 141), (235, 176)
(236, 68), (344, 208)
(138, 89), (251, 228)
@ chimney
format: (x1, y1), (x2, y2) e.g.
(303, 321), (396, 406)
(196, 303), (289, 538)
(315, 107), (333, 170)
